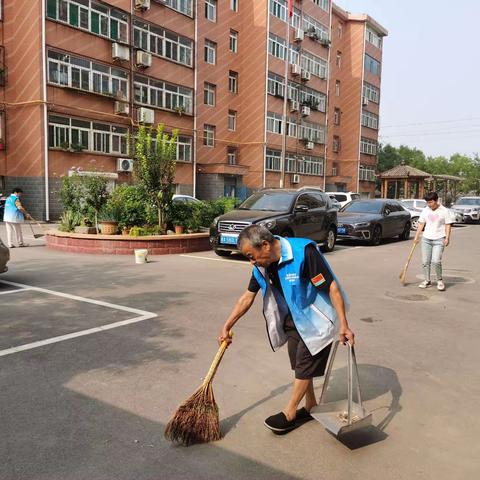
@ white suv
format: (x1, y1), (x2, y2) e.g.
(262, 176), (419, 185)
(451, 197), (480, 223)
(326, 192), (361, 208)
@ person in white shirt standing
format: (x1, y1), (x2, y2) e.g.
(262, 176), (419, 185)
(413, 192), (453, 291)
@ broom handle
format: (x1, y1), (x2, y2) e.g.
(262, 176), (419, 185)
(202, 332), (232, 386)
(400, 240), (418, 279)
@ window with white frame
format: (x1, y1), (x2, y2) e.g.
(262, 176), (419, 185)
(285, 154), (296, 173)
(363, 81), (380, 103)
(333, 108), (340, 125)
(287, 81), (326, 112)
(269, 0), (301, 28)
(48, 50), (128, 99)
(230, 0), (238, 12)
(364, 54), (381, 76)
(336, 51), (342, 68)
(287, 117), (297, 138)
(299, 120), (325, 144)
(227, 147), (237, 165)
(332, 163), (338, 176)
(366, 26), (382, 49)
(335, 80), (340, 96)
(266, 112), (283, 134)
(337, 23), (343, 38)
(204, 39), (216, 64)
(177, 136), (192, 162)
(163, 0), (193, 17)
(360, 137), (377, 155)
(268, 33), (287, 60)
(204, 124), (215, 147)
(298, 155), (324, 175)
(268, 72), (285, 98)
(134, 74), (193, 114)
(265, 149), (281, 171)
(333, 136), (341, 153)
(204, 82), (216, 106)
(46, 0), (128, 42)
(48, 115), (128, 154)
(133, 20), (193, 68)
(312, 0), (329, 12)
(228, 110), (237, 131)
(302, 13), (329, 41)
(300, 51), (328, 78)
(230, 29), (238, 53)
(359, 165), (376, 181)
(205, 0), (217, 22)
(228, 71), (238, 93)
(361, 110), (379, 130)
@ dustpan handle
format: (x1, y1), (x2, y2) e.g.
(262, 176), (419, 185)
(319, 340), (339, 404)
(347, 343), (365, 425)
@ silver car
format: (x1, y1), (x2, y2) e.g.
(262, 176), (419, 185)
(451, 197), (480, 223)
(0, 236), (9, 273)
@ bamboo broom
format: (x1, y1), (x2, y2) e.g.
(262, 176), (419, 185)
(399, 239), (419, 285)
(164, 333), (232, 446)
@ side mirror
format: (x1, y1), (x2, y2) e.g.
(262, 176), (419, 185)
(384, 209), (391, 216)
(295, 204), (309, 213)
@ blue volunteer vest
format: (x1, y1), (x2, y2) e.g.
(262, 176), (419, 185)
(3, 194), (24, 223)
(252, 236), (349, 356)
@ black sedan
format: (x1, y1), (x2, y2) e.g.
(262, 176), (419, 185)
(337, 199), (411, 246)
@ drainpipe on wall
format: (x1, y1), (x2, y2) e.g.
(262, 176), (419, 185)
(262, 6), (271, 189)
(323, 1), (334, 191)
(357, 22), (367, 195)
(193, 2), (198, 197)
(41, 0), (50, 221)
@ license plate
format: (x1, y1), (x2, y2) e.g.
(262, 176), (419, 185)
(337, 227), (346, 234)
(220, 233), (239, 245)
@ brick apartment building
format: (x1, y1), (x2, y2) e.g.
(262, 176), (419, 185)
(0, 0), (386, 220)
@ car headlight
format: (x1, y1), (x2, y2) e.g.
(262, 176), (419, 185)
(258, 219), (277, 229)
(353, 222), (371, 228)
(464, 209), (472, 213)
(212, 216), (220, 227)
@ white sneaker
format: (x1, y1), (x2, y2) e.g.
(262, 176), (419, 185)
(437, 280), (445, 291)
(418, 281), (431, 289)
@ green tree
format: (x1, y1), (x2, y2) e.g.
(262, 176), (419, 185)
(132, 124), (178, 229)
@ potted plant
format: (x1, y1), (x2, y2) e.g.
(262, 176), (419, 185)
(174, 105), (185, 116)
(71, 143), (85, 153)
(170, 202), (191, 235)
(74, 217), (97, 234)
(98, 204), (122, 235)
(60, 141), (72, 152)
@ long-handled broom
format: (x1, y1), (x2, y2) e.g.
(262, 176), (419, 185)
(27, 216), (46, 239)
(399, 239), (419, 285)
(164, 332), (232, 446)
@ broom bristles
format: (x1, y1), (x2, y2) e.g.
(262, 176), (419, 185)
(164, 383), (221, 446)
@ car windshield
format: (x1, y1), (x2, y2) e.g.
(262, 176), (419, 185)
(238, 192), (294, 212)
(401, 201), (414, 208)
(457, 198), (480, 206)
(341, 201), (383, 214)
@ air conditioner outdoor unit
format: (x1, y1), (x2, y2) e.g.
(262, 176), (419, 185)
(301, 70), (311, 81)
(294, 29), (304, 42)
(137, 107), (154, 124)
(319, 38), (331, 47)
(136, 50), (152, 68)
(305, 141), (314, 150)
(117, 158), (134, 172)
(292, 174), (300, 184)
(135, 0), (151, 10)
(319, 73), (327, 80)
(291, 64), (302, 76)
(115, 90), (128, 101)
(290, 100), (299, 112)
(114, 101), (129, 115)
(112, 43), (130, 61)
(301, 105), (311, 116)
(306, 28), (318, 39)
(362, 97), (369, 106)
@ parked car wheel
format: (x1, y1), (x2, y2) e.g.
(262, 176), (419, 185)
(322, 227), (336, 253)
(369, 225), (382, 246)
(399, 222), (411, 241)
(214, 249), (231, 257)
(411, 216), (420, 230)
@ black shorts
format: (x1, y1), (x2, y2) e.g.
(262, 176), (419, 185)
(284, 315), (332, 380)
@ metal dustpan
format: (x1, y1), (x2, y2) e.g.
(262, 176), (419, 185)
(310, 341), (372, 436)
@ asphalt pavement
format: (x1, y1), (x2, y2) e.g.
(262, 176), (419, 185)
(0, 223), (479, 480)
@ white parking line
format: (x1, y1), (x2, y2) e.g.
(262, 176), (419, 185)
(179, 254), (250, 265)
(0, 288), (31, 295)
(0, 280), (157, 358)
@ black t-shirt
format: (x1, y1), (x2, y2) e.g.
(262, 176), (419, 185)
(247, 244), (334, 295)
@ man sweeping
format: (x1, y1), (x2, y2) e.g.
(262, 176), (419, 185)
(219, 225), (354, 434)
(3, 188), (32, 248)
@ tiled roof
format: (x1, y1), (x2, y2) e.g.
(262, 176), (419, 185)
(379, 164), (431, 178)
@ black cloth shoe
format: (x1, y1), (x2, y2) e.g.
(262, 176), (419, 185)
(264, 412), (296, 432)
(295, 407), (313, 424)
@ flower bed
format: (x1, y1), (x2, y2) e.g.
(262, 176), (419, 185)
(46, 229), (211, 255)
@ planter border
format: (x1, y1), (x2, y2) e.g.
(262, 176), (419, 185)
(46, 229), (211, 255)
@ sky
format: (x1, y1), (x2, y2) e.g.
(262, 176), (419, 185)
(336, 0), (480, 158)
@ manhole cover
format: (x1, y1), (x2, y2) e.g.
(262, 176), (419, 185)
(385, 291), (429, 302)
(415, 274), (475, 284)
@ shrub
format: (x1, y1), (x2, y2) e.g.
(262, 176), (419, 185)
(58, 210), (82, 232)
(105, 184), (153, 228)
(199, 198), (240, 227)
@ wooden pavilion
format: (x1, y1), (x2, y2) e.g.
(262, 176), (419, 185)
(379, 162), (463, 203)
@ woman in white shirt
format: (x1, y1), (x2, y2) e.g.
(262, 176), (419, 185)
(413, 192), (453, 291)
